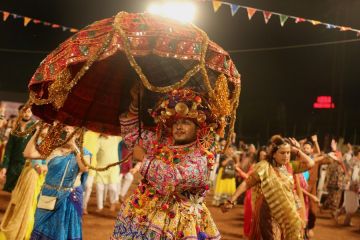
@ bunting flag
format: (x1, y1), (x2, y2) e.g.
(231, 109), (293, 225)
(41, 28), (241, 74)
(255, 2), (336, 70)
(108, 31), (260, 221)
(212, 1), (222, 12)
(230, 4), (240, 16)
(295, 18), (306, 23)
(263, 11), (272, 24)
(279, 15), (288, 27)
(207, 0), (360, 37)
(2, 11), (9, 21)
(310, 20), (321, 25)
(247, 8), (257, 20)
(0, 9), (78, 32)
(24, 17), (32, 26)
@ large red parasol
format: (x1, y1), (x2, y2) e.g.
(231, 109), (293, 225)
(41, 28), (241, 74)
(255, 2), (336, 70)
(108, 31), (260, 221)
(28, 12), (241, 136)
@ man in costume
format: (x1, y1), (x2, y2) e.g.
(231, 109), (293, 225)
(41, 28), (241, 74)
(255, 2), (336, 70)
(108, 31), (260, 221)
(0, 105), (35, 192)
(111, 88), (223, 240)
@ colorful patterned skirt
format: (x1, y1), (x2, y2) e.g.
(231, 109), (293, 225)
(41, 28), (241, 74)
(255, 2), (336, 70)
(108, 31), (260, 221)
(111, 184), (220, 240)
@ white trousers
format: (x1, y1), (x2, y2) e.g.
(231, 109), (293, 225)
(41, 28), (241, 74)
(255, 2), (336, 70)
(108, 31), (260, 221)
(83, 175), (94, 209)
(118, 172), (134, 198)
(96, 183), (118, 209)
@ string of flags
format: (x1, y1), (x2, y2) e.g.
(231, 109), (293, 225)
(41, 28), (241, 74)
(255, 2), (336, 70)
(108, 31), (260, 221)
(206, 0), (360, 37)
(0, 10), (78, 33)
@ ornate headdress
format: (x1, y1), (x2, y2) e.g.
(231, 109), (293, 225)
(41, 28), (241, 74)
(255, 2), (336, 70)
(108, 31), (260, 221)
(151, 89), (225, 134)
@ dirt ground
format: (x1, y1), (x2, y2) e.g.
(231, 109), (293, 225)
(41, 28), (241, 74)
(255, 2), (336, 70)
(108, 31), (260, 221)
(1, 177), (359, 240)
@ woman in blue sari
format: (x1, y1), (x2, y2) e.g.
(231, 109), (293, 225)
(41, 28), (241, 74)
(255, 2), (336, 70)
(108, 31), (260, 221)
(24, 126), (91, 240)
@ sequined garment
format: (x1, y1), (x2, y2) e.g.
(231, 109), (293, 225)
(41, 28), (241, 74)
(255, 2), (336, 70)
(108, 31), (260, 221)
(246, 160), (308, 240)
(1, 121), (35, 192)
(111, 117), (220, 239)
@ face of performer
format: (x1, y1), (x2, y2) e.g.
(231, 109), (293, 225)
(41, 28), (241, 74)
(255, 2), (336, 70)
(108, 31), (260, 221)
(172, 118), (197, 145)
(303, 143), (313, 155)
(22, 108), (32, 122)
(273, 144), (291, 165)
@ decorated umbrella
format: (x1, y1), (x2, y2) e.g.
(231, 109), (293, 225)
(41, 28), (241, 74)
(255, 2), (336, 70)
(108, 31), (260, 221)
(16, 12), (241, 169)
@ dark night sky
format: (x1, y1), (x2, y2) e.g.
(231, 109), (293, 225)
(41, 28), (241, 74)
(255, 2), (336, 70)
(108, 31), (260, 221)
(0, 0), (359, 145)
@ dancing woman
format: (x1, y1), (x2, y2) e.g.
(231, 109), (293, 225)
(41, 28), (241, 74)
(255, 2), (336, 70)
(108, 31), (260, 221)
(25, 126), (91, 240)
(222, 136), (314, 240)
(0, 126), (48, 240)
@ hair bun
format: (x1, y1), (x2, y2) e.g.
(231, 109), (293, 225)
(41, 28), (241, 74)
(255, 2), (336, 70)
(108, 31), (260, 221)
(270, 134), (283, 145)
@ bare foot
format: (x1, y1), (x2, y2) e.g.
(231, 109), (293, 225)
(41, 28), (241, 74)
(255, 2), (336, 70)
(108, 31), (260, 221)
(95, 208), (103, 213)
(307, 229), (314, 238)
(83, 209), (88, 215)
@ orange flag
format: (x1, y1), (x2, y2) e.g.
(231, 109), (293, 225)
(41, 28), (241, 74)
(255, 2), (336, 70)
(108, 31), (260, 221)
(24, 17), (32, 26)
(2, 11), (9, 21)
(246, 8), (256, 20)
(339, 26), (350, 31)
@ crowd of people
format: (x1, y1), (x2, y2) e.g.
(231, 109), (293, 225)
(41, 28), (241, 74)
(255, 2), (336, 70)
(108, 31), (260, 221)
(0, 94), (359, 240)
(213, 134), (359, 239)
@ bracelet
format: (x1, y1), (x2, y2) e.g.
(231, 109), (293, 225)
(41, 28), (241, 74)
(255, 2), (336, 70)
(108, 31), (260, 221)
(74, 148), (80, 155)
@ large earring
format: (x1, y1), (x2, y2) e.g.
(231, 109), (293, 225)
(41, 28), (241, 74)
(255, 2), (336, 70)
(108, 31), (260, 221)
(197, 127), (216, 151)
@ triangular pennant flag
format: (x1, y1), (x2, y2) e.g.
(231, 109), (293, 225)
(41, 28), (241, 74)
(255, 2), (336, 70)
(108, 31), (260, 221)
(246, 8), (256, 20)
(295, 18), (305, 23)
(70, 28), (78, 33)
(24, 17), (32, 26)
(311, 20), (321, 25)
(2, 11), (10, 21)
(230, 4), (240, 16)
(279, 15), (288, 27)
(62, 26), (69, 31)
(339, 26), (350, 31)
(33, 19), (41, 24)
(263, 11), (272, 24)
(52, 24), (60, 28)
(212, 1), (222, 12)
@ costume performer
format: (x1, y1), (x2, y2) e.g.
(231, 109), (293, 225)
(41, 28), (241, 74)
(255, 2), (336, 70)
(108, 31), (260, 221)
(111, 88), (224, 240)
(222, 136), (314, 240)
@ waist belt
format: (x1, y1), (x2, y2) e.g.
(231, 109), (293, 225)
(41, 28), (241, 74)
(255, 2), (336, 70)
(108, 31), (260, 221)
(43, 183), (73, 191)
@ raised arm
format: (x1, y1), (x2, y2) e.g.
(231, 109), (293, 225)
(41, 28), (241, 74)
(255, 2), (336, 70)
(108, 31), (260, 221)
(311, 135), (321, 155)
(288, 137), (314, 172)
(23, 127), (42, 159)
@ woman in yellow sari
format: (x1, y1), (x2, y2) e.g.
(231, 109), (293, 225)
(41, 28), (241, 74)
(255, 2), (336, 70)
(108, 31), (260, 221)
(0, 127), (47, 240)
(222, 136), (314, 240)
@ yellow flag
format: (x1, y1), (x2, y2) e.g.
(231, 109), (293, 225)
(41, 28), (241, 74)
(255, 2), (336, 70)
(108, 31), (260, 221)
(24, 17), (32, 26)
(311, 20), (321, 25)
(212, 1), (222, 12)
